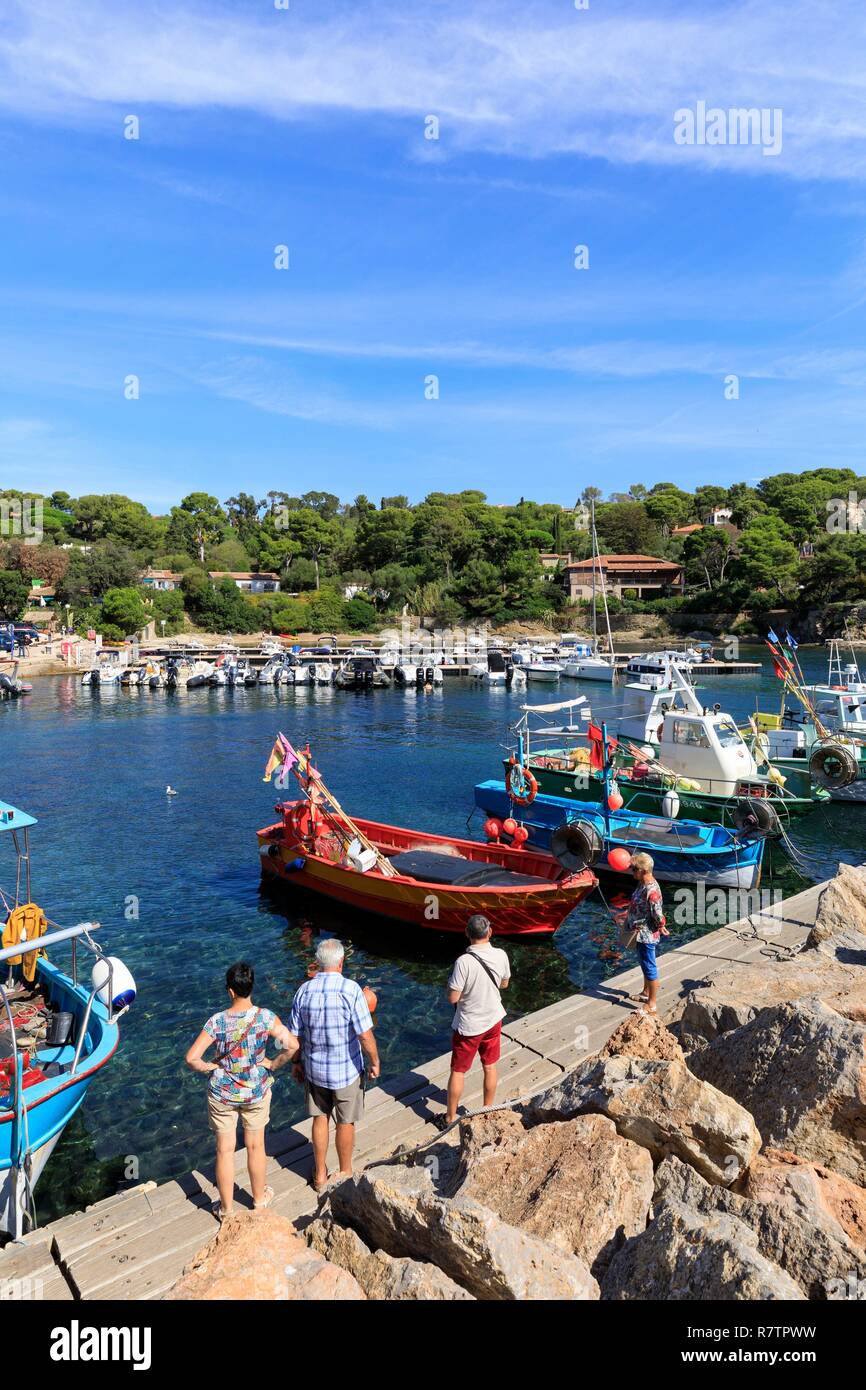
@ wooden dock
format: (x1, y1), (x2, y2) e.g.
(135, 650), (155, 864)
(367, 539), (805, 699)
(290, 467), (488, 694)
(0, 879), (825, 1301)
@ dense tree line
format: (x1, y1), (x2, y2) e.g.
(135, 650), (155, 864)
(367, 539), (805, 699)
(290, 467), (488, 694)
(0, 470), (863, 637)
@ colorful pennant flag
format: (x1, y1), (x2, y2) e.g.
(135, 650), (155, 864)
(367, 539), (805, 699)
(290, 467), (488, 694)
(766, 627), (780, 645)
(785, 631), (799, 650)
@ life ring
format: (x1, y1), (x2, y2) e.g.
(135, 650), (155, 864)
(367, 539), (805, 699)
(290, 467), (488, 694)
(507, 757), (538, 805)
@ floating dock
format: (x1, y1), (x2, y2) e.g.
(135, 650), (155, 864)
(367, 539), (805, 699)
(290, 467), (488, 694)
(0, 878), (824, 1300)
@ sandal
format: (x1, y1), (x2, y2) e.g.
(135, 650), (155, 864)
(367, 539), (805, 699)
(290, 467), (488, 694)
(211, 1200), (233, 1222)
(630, 993), (649, 1003)
(633, 1006), (658, 1017)
(433, 1114), (454, 1132)
(254, 1185), (275, 1211)
(308, 1172), (331, 1194)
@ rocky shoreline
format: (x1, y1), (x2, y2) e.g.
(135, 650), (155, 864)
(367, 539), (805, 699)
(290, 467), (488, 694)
(168, 864), (866, 1302)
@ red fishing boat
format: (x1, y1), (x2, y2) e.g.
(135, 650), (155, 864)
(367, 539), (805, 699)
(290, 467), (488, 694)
(257, 735), (597, 936)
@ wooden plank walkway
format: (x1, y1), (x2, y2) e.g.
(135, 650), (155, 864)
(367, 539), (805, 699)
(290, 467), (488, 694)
(0, 878), (825, 1300)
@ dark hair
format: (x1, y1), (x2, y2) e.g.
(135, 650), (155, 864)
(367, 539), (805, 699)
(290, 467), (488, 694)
(226, 961), (254, 998)
(466, 914), (491, 941)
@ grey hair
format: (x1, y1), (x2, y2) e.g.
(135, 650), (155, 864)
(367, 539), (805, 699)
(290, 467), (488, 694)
(316, 938), (346, 968)
(466, 914), (492, 941)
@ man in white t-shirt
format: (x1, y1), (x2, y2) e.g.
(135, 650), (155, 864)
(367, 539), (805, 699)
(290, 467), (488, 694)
(437, 915), (510, 1129)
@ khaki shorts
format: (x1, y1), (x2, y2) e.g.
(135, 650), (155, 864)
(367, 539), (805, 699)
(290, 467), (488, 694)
(306, 1077), (364, 1124)
(207, 1089), (272, 1134)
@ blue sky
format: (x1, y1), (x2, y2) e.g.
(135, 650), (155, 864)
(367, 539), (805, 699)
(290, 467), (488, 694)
(1, 0), (865, 511)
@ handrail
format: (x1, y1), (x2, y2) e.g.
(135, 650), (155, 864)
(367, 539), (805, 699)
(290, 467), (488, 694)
(0, 920), (101, 965)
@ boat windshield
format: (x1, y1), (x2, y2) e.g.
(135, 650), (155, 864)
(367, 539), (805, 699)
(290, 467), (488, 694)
(715, 718), (744, 747)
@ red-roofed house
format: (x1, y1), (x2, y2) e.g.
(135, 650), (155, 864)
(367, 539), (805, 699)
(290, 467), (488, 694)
(564, 554), (684, 601)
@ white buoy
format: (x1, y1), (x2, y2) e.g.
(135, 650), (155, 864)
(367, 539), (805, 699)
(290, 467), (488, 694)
(166, 785), (177, 796)
(92, 956), (137, 1010)
(639, 745), (656, 761)
(661, 790), (680, 819)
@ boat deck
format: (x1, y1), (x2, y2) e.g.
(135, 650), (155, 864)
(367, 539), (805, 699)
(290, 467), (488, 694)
(0, 879), (825, 1300)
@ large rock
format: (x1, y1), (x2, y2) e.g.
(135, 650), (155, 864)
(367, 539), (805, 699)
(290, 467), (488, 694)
(304, 1213), (473, 1300)
(167, 1212), (366, 1300)
(690, 994), (866, 1184)
(602, 1194), (804, 1301)
(329, 1162), (599, 1300)
(809, 862), (866, 948)
(598, 1011), (685, 1063)
(741, 1148), (866, 1251)
(451, 1110), (653, 1277)
(653, 1156), (866, 1301)
(679, 956), (862, 1050)
(530, 1055), (760, 1186)
(678, 863), (866, 1050)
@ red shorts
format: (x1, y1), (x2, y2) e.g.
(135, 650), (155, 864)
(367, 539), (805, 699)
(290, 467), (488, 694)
(450, 1020), (502, 1073)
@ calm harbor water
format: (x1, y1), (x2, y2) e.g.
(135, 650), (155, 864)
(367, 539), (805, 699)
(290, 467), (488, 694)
(1, 643), (862, 1221)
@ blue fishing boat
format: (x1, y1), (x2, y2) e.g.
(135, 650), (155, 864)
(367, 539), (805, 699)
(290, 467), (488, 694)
(475, 722), (771, 889)
(0, 801), (135, 1241)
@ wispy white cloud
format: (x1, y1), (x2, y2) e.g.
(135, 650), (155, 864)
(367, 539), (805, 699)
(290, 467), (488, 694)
(0, 0), (864, 180)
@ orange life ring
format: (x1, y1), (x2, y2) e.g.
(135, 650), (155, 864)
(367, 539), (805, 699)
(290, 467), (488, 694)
(508, 757), (538, 805)
(287, 801), (326, 843)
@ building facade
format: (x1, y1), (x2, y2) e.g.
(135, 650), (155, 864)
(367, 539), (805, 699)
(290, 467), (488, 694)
(564, 553), (684, 601)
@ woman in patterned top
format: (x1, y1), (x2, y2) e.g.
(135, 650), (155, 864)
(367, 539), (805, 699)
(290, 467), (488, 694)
(186, 961), (298, 1220)
(620, 852), (669, 1016)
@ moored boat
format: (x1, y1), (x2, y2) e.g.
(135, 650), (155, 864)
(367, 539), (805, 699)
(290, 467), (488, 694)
(257, 738), (597, 934)
(0, 800), (135, 1239)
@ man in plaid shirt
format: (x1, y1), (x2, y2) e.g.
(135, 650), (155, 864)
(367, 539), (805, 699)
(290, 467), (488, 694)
(286, 938), (379, 1192)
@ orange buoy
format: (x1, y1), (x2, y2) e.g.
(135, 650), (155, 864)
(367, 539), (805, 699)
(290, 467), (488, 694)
(607, 847), (632, 873)
(362, 985), (378, 1014)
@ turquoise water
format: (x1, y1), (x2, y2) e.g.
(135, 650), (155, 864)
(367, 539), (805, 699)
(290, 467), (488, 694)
(0, 644), (861, 1221)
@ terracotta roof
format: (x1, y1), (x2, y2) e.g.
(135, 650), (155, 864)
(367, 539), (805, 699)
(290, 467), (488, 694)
(671, 524), (703, 535)
(143, 569), (182, 580)
(565, 554), (682, 573)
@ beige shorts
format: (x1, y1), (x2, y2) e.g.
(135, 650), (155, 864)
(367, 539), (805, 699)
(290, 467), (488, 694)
(305, 1077), (364, 1124)
(207, 1089), (272, 1134)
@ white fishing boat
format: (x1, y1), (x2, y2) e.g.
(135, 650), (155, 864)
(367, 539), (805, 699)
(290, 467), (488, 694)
(185, 659), (215, 689)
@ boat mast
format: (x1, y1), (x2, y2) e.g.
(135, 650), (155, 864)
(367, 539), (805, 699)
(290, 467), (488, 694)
(590, 498), (597, 652)
(591, 499), (615, 658)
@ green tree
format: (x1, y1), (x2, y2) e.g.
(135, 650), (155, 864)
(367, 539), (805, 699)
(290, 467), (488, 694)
(682, 527), (733, 590)
(166, 493), (227, 563)
(0, 570), (29, 621)
(283, 509), (338, 589)
(101, 587), (148, 636)
(343, 596), (378, 630)
(736, 517), (800, 599)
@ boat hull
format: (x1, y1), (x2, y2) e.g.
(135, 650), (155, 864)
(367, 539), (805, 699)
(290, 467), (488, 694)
(257, 812), (597, 935)
(513, 760), (823, 825)
(0, 957), (119, 1238)
(475, 782), (765, 889)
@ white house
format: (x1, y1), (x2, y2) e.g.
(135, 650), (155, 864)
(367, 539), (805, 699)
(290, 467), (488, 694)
(209, 571), (281, 594)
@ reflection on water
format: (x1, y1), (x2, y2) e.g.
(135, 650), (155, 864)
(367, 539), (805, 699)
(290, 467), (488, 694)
(0, 647), (858, 1219)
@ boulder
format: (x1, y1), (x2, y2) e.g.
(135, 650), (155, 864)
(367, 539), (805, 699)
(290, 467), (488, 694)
(167, 1212), (366, 1301)
(602, 1194), (804, 1301)
(304, 1214), (473, 1300)
(530, 1054), (760, 1185)
(679, 956), (861, 1050)
(653, 1156), (866, 1301)
(329, 1162), (599, 1300)
(689, 994), (866, 1185)
(598, 1010), (685, 1063)
(451, 1110), (653, 1277)
(740, 1149), (866, 1252)
(808, 862), (866, 948)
